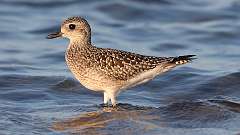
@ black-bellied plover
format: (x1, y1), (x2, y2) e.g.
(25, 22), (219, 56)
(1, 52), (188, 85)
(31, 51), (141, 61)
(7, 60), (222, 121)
(47, 16), (196, 107)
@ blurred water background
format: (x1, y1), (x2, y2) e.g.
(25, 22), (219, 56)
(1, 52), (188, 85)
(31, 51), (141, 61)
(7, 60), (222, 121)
(0, 0), (240, 134)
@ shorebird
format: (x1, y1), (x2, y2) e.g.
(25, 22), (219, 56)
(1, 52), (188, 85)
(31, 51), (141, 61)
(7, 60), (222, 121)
(47, 16), (195, 107)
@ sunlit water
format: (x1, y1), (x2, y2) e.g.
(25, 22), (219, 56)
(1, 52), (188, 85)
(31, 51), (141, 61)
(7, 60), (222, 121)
(0, 0), (240, 135)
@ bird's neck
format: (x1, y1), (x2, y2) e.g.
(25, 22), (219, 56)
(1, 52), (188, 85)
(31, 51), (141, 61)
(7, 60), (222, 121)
(70, 37), (91, 44)
(68, 39), (92, 50)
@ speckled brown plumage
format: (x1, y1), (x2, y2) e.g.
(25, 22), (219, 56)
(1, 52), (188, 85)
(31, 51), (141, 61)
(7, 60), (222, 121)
(66, 44), (176, 81)
(48, 16), (196, 107)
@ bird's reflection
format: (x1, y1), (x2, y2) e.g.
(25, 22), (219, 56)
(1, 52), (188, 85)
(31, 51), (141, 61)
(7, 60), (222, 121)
(51, 100), (236, 134)
(52, 103), (160, 134)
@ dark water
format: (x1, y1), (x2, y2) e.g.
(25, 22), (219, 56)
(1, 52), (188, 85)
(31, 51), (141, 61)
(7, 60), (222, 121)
(0, 0), (240, 134)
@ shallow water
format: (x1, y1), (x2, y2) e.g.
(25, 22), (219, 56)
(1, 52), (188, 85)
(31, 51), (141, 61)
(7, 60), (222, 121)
(0, 0), (240, 135)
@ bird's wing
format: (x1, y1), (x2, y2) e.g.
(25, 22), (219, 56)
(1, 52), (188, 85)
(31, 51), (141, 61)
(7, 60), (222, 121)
(94, 48), (174, 80)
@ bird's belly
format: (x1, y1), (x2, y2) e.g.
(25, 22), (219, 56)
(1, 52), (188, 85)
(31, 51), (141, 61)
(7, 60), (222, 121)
(73, 69), (105, 91)
(78, 78), (104, 92)
(77, 74), (107, 92)
(68, 65), (122, 91)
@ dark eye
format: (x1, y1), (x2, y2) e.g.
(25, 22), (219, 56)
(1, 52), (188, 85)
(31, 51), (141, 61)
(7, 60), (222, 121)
(69, 24), (76, 30)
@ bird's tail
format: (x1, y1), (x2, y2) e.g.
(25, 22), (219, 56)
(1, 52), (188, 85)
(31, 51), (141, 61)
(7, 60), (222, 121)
(170, 55), (196, 65)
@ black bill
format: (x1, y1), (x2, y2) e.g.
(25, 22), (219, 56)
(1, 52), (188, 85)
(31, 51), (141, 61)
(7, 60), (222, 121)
(47, 32), (63, 39)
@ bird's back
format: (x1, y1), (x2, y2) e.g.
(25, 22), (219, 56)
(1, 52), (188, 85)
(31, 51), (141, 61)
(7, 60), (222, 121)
(88, 46), (174, 80)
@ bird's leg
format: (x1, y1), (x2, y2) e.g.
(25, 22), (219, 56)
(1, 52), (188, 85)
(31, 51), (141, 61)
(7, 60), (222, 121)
(103, 92), (110, 106)
(109, 92), (117, 107)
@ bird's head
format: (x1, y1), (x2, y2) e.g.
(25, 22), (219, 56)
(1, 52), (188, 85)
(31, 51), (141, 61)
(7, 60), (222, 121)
(47, 16), (91, 44)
